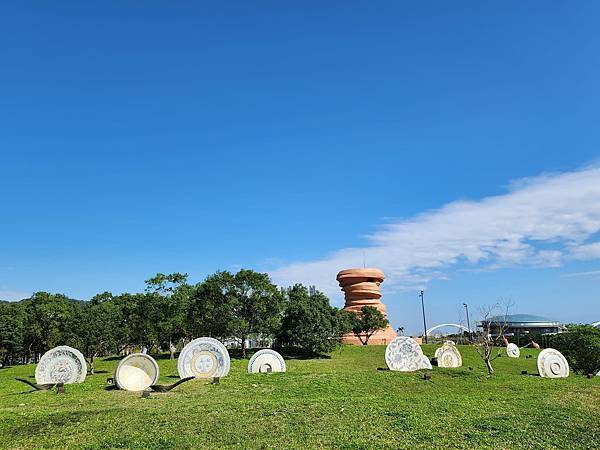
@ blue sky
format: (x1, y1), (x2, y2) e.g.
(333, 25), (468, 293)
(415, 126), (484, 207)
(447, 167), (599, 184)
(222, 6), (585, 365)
(1, 2), (599, 334)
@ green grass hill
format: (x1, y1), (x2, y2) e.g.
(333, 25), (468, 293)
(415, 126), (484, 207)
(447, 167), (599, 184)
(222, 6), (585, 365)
(0, 345), (598, 448)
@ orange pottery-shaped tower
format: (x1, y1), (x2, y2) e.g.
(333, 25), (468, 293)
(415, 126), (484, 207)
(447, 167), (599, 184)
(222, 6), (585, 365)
(336, 268), (397, 345)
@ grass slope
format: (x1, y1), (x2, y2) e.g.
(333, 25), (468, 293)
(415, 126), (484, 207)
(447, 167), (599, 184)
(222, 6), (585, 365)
(0, 345), (598, 449)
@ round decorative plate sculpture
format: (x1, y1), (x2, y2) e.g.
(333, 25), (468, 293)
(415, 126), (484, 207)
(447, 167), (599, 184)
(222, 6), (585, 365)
(435, 340), (455, 360)
(248, 349), (286, 374)
(537, 348), (569, 378)
(421, 354), (433, 370)
(436, 341), (462, 368)
(115, 353), (159, 391)
(35, 346), (87, 384)
(385, 337), (432, 372)
(506, 343), (520, 358)
(178, 337), (230, 379)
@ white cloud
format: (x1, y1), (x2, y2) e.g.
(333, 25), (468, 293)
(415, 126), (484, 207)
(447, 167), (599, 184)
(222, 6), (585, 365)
(0, 290), (31, 301)
(569, 242), (600, 260)
(270, 166), (600, 302)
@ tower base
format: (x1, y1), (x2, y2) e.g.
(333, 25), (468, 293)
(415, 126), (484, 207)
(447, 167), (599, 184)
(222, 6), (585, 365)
(342, 324), (397, 346)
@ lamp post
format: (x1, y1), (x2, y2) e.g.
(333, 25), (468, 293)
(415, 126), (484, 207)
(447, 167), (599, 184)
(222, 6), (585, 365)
(463, 303), (471, 342)
(420, 290), (428, 344)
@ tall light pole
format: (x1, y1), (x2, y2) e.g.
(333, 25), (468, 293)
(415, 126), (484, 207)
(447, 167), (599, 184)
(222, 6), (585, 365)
(463, 302), (471, 342)
(420, 290), (428, 344)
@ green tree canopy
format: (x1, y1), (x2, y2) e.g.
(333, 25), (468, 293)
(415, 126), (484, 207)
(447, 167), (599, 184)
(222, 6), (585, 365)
(550, 325), (600, 375)
(349, 306), (388, 345)
(0, 301), (26, 365)
(187, 271), (235, 339)
(227, 269), (283, 357)
(74, 297), (123, 373)
(277, 284), (346, 355)
(145, 273), (190, 358)
(21, 292), (82, 360)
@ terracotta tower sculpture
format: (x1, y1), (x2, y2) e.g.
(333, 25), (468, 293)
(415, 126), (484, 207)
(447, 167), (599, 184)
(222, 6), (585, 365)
(336, 268), (397, 345)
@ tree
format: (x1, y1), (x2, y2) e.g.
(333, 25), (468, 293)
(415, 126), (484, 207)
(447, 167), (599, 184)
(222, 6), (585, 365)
(187, 273), (236, 340)
(144, 273), (188, 294)
(550, 325), (600, 375)
(227, 270), (283, 357)
(349, 306), (388, 345)
(108, 292), (157, 353)
(21, 292), (81, 361)
(473, 303), (511, 375)
(76, 296), (123, 373)
(0, 301), (26, 365)
(109, 293), (142, 354)
(145, 273), (189, 359)
(277, 284), (347, 355)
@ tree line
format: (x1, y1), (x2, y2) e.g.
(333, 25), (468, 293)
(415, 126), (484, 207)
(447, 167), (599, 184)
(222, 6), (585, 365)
(0, 269), (388, 369)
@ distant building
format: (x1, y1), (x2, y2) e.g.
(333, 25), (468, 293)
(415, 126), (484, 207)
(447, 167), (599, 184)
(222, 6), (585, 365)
(478, 314), (563, 337)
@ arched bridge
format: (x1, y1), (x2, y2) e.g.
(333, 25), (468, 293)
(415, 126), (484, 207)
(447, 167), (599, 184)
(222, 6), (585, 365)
(592, 321), (600, 329)
(426, 323), (471, 336)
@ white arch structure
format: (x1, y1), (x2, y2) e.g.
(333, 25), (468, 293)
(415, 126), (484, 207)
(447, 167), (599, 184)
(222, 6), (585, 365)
(426, 323), (471, 336)
(592, 321), (600, 328)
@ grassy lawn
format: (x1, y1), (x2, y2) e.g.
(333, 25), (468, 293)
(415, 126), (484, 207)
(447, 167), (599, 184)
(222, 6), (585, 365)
(0, 344), (598, 449)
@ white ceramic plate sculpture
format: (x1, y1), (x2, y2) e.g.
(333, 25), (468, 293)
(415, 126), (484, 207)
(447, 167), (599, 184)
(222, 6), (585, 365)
(178, 337), (230, 379)
(115, 353), (159, 391)
(248, 349), (286, 374)
(385, 337), (432, 372)
(35, 346), (87, 384)
(537, 348), (569, 378)
(436, 341), (462, 368)
(506, 343), (520, 358)
(434, 341), (456, 360)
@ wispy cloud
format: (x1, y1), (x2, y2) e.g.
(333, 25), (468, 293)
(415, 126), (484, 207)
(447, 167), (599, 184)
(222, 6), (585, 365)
(561, 269), (600, 279)
(270, 166), (600, 302)
(0, 290), (31, 302)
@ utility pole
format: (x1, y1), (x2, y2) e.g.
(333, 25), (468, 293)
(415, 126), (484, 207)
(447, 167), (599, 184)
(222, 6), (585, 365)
(420, 290), (428, 344)
(463, 302), (471, 342)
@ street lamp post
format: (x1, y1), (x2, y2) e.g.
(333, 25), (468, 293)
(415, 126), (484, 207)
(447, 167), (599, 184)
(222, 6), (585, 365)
(463, 303), (471, 342)
(420, 290), (428, 344)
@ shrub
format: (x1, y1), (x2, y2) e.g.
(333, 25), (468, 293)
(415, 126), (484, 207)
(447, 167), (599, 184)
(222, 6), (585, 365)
(549, 326), (600, 375)
(277, 284), (346, 355)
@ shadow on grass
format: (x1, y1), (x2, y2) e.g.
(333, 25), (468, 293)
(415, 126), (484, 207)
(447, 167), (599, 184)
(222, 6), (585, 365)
(271, 347), (331, 360)
(11, 409), (116, 437)
(0, 391), (34, 398)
